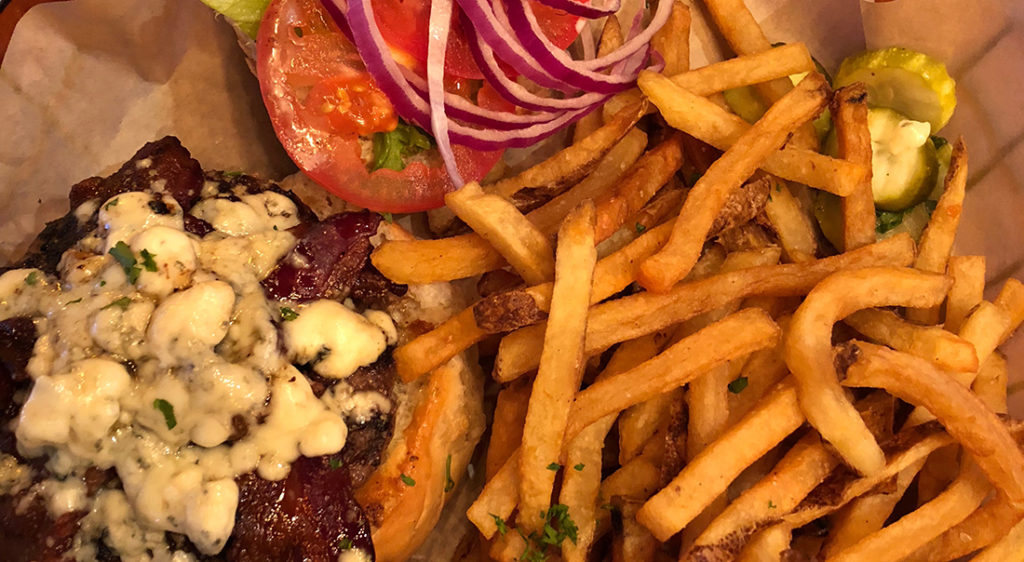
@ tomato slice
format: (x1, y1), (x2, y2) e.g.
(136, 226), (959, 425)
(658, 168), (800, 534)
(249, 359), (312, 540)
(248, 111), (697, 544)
(257, 0), (508, 212)
(373, 0), (582, 79)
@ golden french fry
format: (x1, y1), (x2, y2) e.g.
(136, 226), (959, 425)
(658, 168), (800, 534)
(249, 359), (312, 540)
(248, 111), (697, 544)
(445, 182), (555, 285)
(785, 267), (952, 475)
(973, 352), (1010, 415)
(762, 178), (819, 262)
(486, 379), (532, 479)
(394, 309), (483, 382)
(956, 301), (1013, 376)
(638, 380), (805, 541)
(972, 516), (1024, 562)
(594, 134), (684, 240)
(564, 309), (780, 443)
(843, 342), (1024, 508)
(727, 326), (791, 425)
(944, 255), (986, 333)
(843, 308), (979, 373)
(601, 455), (663, 501)
(909, 138), (968, 323)
(652, 0), (691, 76)
(519, 202), (597, 532)
(736, 524), (793, 562)
(638, 68), (866, 196)
(904, 494), (1024, 562)
(630, 181), (686, 235)
(496, 234), (916, 381)
(371, 233), (506, 285)
(467, 451), (520, 539)
(611, 498), (658, 562)
(994, 278), (1024, 340)
(561, 333), (663, 562)
(832, 83), (877, 251)
(573, 17), (625, 143)
(488, 527), (529, 562)
(489, 101), (648, 199)
(637, 72), (829, 292)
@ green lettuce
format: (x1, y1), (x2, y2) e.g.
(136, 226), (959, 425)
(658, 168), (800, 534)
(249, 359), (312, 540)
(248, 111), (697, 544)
(199, 0), (272, 38)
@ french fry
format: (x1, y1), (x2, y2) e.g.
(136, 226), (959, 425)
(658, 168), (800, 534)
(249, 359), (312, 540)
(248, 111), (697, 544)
(973, 352), (1010, 415)
(486, 379), (532, 479)
(828, 460), (991, 562)
(687, 432), (837, 560)
(638, 380), (805, 541)
(638, 73), (829, 292)
(944, 255), (986, 333)
(496, 234), (916, 380)
(651, 0), (691, 76)
(561, 334), (663, 562)
(761, 178), (819, 262)
(611, 498), (658, 562)
(736, 524), (793, 562)
(473, 289), (547, 334)
(904, 495), (1024, 562)
(564, 309), (780, 443)
(601, 42), (816, 121)
(371, 233), (506, 285)
(602, 455), (663, 501)
(394, 309), (484, 382)
(637, 68), (867, 196)
(489, 101), (648, 200)
(832, 83), (876, 251)
(972, 516), (1024, 562)
(842, 342), (1024, 507)
(467, 451), (520, 539)
(843, 308), (979, 373)
(786, 268), (952, 475)
(994, 278), (1024, 340)
(630, 180), (686, 235)
(488, 527), (529, 562)
(519, 202), (597, 532)
(618, 389), (679, 466)
(594, 133), (685, 240)
(727, 326), (791, 424)
(573, 17), (624, 143)
(444, 181), (555, 285)
(955, 301), (1013, 377)
(909, 138), (968, 323)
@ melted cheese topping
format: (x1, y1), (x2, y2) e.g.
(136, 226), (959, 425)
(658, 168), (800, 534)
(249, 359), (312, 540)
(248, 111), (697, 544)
(1, 185), (394, 559)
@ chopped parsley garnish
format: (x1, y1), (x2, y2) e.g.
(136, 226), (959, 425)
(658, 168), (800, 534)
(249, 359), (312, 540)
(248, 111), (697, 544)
(491, 513), (510, 536)
(105, 197), (119, 210)
(338, 536), (353, 550)
(573, 463), (585, 471)
(875, 209), (906, 234)
(379, 211), (394, 223)
(547, 462), (561, 471)
(768, 500), (777, 509)
(66, 298), (82, 305)
(153, 398), (177, 429)
(280, 307), (299, 321)
(444, 454), (455, 493)
(102, 297), (132, 311)
(635, 222), (647, 234)
(293, 26), (304, 38)
(24, 271), (38, 286)
(139, 249), (158, 272)
(728, 376), (749, 394)
(329, 457), (342, 470)
(108, 241), (141, 283)
(518, 504), (579, 561)
(400, 473), (416, 486)
(371, 120), (434, 172)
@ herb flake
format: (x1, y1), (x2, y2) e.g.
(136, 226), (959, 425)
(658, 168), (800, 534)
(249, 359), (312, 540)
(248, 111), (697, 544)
(102, 297), (132, 311)
(400, 473), (416, 486)
(153, 398), (177, 429)
(280, 307), (300, 321)
(108, 241), (141, 284)
(338, 536), (353, 550)
(573, 463), (585, 471)
(491, 513), (509, 536)
(728, 376), (749, 394)
(371, 120), (434, 172)
(139, 249), (158, 272)
(24, 271), (38, 286)
(635, 222), (647, 234)
(547, 462), (561, 471)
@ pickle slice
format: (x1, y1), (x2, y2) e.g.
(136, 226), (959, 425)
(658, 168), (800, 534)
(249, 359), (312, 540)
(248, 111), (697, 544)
(835, 47), (957, 132)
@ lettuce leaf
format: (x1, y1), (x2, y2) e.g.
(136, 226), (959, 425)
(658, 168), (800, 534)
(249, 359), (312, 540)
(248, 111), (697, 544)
(199, 0), (272, 38)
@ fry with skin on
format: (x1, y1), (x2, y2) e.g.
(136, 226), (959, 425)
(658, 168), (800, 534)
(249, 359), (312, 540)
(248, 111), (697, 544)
(904, 494), (1023, 562)
(496, 234), (916, 381)
(832, 83), (876, 251)
(594, 133), (684, 240)
(637, 72), (829, 292)
(444, 181), (555, 285)
(637, 380), (805, 541)
(518, 202), (597, 532)
(784, 267), (952, 476)
(842, 341), (1024, 507)
(843, 308), (979, 373)
(573, 16), (624, 142)
(944, 255), (986, 333)
(908, 138), (968, 323)
(736, 524), (793, 562)
(762, 177), (819, 262)
(638, 68), (865, 197)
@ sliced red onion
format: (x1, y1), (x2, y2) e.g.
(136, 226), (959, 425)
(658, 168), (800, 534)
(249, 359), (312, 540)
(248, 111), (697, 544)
(427, 0), (463, 185)
(533, 0), (620, 19)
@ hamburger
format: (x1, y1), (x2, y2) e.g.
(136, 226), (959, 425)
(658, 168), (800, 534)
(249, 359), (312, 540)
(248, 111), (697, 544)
(0, 137), (484, 561)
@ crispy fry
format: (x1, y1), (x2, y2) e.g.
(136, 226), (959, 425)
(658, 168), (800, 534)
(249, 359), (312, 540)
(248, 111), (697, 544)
(618, 389), (678, 466)
(727, 327), (790, 424)
(832, 83), (876, 251)
(944, 255), (986, 333)
(467, 451), (520, 539)
(973, 352), (1010, 415)
(594, 133), (685, 240)
(631, 181), (686, 235)
(955, 301), (1013, 378)
(486, 379), (532, 479)
(972, 516), (1024, 562)
(573, 17), (624, 143)
(652, 1), (691, 76)
(637, 69), (866, 196)
(519, 202), (597, 532)
(394, 308), (483, 382)
(371, 233), (506, 285)
(736, 524), (793, 562)
(843, 342), (1024, 507)
(785, 268), (952, 475)
(762, 177), (819, 262)
(843, 308), (979, 373)
(904, 495), (1023, 562)
(473, 289), (547, 334)
(489, 101), (648, 199)
(561, 334), (663, 562)
(638, 380), (805, 541)
(488, 528), (529, 562)
(496, 234), (916, 381)
(909, 138), (968, 323)
(602, 455), (663, 501)
(612, 498), (658, 562)
(994, 278), (1024, 340)
(638, 73), (829, 292)
(445, 182), (555, 285)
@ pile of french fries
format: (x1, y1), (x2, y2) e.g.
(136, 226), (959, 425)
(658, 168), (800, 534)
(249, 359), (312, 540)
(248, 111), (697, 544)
(373, 1), (1024, 559)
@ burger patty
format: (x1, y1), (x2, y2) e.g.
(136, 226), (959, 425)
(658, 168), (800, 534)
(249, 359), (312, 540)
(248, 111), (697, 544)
(0, 138), (408, 561)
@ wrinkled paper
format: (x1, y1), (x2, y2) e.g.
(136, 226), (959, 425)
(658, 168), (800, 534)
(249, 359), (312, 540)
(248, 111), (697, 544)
(1, 0), (1023, 555)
